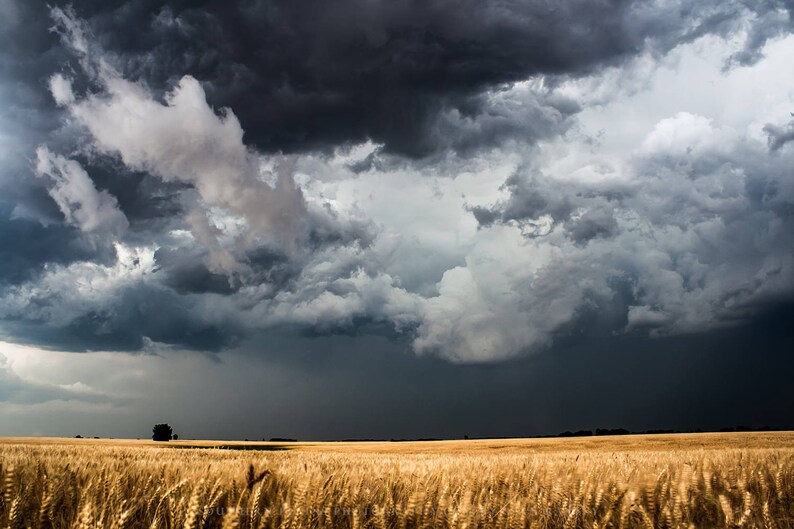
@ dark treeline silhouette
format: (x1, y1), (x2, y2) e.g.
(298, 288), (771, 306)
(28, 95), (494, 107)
(719, 425), (781, 432)
(545, 425), (784, 439)
(138, 424), (787, 444)
(558, 430), (593, 438)
(595, 428), (631, 436)
(258, 425), (787, 443)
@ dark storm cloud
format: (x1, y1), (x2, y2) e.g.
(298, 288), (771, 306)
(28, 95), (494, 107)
(73, 160), (188, 232)
(1, 0), (789, 189)
(156, 247), (237, 296)
(0, 0), (792, 360)
(78, 0), (629, 157)
(155, 244), (301, 296)
(724, 1), (794, 67)
(0, 3), (387, 355)
(2, 280), (238, 353)
(0, 202), (100, 286)
(25, 0), (790, 157)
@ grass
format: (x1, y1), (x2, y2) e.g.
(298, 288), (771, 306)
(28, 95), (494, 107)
(1, 432), (792, 528)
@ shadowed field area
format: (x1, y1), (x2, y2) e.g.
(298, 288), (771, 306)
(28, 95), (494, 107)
(1, 432), (793, 528)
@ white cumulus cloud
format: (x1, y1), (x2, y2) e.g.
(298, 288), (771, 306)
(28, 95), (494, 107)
(34, 146), (128, 238)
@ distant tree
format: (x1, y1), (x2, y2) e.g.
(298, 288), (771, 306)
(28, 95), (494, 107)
(75, 435), (82, 438)
(152, 423), (173, 441)
(173, 433), (179, 441)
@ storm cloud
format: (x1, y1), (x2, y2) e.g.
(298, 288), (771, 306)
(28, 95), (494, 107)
(0, 0), (792, 371)
(448, 113), (794, 360)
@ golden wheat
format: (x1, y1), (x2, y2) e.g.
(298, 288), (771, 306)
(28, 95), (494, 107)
(0, 433), (792, 528)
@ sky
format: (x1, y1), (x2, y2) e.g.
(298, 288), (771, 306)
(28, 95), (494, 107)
(0, 0), (792, 440)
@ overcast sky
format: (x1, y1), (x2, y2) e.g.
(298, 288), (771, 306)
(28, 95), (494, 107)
(1, 0), (792, 440)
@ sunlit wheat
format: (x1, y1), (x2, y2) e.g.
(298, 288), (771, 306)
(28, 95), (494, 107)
(0, 433), (792, 528)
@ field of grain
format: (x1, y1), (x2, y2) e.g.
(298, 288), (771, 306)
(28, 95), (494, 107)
(1, 432), (792, 528)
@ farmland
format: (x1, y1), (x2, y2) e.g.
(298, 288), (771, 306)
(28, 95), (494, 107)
(1, 432), (792, 528)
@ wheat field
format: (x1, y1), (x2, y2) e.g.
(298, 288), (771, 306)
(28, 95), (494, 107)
(1, 432), (792, 528)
